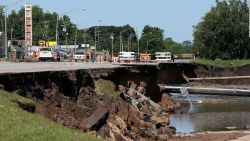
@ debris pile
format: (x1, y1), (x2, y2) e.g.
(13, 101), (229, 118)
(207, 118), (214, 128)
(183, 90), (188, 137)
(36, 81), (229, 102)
(17, 78), (177, 141)
(104, 81), (176, 141)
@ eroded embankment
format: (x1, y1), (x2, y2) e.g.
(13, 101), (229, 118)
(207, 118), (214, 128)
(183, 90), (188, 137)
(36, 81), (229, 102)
(192, 64), (250, 86)
(0, 64), (194, 140)
(4, 63), (244, 140)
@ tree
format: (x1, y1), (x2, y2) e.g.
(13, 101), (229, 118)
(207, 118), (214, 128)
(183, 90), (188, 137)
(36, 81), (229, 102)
(193, 0), (249, 60)
(164, 38), (184, 54)
(182, 40), (193, 53)
(85, 25), (137, 54)
(0, 6), (4, 31)
(140, 25), (164, 54)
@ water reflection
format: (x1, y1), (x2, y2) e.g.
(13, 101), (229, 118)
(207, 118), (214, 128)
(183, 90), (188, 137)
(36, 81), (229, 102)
(170, 94), (250, 133)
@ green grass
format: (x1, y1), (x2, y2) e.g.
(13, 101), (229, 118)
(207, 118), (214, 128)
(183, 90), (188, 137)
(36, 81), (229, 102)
(0, 90), (102, 141)
(194, 59), (250, 68)
(95, 79), (117, 101)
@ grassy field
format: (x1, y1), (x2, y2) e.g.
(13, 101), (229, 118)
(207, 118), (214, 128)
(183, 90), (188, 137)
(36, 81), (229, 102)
(0, 90), (102, 141)
(194, 59), (250, 68)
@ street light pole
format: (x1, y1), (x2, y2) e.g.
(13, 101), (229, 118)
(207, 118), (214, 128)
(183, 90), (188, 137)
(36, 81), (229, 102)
(55, 8), (86, 44)
(84, 29), (87, 55)
(136, 27), (140, 58)
(119, 32), (122, 52)
(11, 28), (13, 48)
(110, 34), (114, 62)
(94, 20), (102, 62)
(128, 34), (136, 52)
(74, 26), (78, 53)
(66, 32), (68, 52)
(146, 38), (161, 54)
(119, 27), (131, 52)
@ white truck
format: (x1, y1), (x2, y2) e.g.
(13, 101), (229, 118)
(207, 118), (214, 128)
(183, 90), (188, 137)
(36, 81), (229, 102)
(38, 47), (54, 61)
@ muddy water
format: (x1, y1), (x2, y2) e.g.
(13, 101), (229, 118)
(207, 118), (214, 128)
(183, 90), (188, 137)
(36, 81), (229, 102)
(170, 94), (250, 133)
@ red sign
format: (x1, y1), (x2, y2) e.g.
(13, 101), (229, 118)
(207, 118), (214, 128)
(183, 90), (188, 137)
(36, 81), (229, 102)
(25, 4), (32, 47)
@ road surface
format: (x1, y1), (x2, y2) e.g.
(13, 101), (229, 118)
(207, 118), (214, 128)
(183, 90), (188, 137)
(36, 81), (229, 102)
(0, 62), (124, 74)
(0, 61), (192, 74)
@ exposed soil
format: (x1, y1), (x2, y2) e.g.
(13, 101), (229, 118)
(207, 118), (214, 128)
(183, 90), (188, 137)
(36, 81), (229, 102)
(192, 64), (250, 85)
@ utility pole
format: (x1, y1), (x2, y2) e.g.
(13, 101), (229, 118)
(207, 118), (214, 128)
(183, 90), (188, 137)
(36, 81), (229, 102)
(56, 15), (59, 43)
(43, 21), (49, 44)
(10, 28), (13, 48)
(98, 32), (100, 51)
(94, 20), (102, 62)
(119, 32), (122, 52)
(74, 26), (78, 54)
(61, 21), (69, 52)
(56, 8), (86, 44)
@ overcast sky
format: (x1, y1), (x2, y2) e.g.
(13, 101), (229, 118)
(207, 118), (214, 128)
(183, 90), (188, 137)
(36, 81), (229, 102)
(2, 0), (216, 43)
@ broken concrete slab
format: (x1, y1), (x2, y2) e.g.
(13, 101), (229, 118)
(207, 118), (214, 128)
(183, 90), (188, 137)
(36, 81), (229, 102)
(85, 107), (109, 131)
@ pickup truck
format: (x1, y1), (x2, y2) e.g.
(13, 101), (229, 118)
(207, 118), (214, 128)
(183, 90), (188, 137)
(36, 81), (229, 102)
(38, 47), (54, 61)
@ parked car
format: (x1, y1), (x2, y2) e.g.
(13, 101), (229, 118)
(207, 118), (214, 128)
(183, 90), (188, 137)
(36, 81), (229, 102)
(73, 50), (86, 61)
(38, 47), (54, 61)
(53, 49), (60, 61)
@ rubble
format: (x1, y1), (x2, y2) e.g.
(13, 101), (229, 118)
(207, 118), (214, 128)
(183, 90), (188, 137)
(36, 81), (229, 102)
(85, 107), (109, 131)
(104, 81), (176, 141)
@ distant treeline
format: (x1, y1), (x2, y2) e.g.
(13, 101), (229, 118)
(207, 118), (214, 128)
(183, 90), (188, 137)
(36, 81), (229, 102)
(0, 5), (193, 55)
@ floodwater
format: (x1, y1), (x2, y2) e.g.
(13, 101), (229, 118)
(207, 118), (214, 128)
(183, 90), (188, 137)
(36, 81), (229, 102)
(169, 94), (250, 133)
